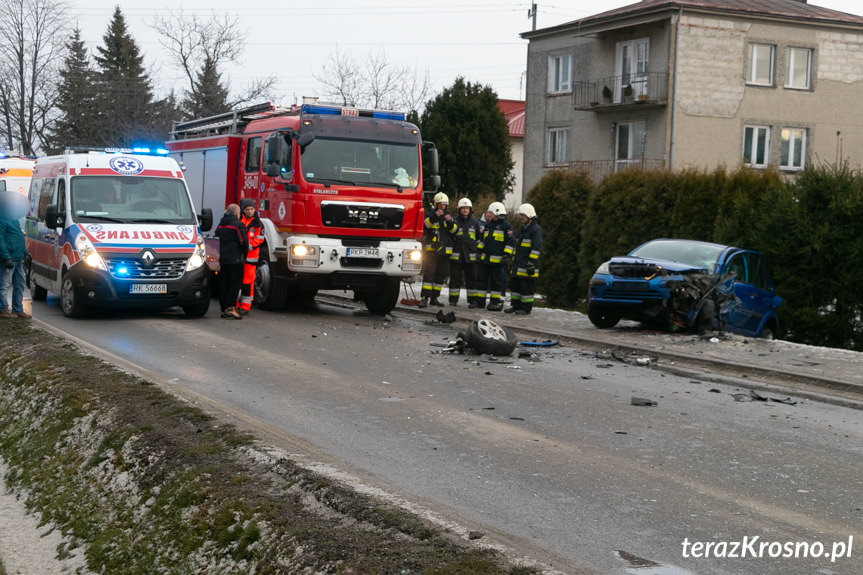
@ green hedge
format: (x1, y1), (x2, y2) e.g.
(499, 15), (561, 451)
(527, 165), (863, 351)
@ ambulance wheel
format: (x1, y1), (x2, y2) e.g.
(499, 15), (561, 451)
(362, 277), (400, 315)
(60, 275), (86, 318)
(27, 260), (47, 301)
(254, 258), (288, 311)
(464, 318), (517, 356)
(182, 300), (210, 317)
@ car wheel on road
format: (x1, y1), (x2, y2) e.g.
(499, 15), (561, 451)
(588, 306), (620, 329)
(464, 318), (517, 355)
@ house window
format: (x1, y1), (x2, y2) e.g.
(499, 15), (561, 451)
(546, 128), (569, 165)
(786, 47), (812, 89)
(615, 38), (650, 100)
(780, 128), (806, 170)
(615, 122), (645, 171)
(747, 43), (775, 86)
(548, 54), (571, 94)
(743, 125), (770, 168)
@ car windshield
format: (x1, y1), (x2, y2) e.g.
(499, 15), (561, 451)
(630, 239), (725, 271)
(71, 176), (196, 224)
(300, 138), (419, 188)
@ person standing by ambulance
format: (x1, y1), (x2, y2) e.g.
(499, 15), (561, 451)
(419, 192), (458, 308)
(477, 202), (515, 311)
(505, 203), (542, 315)
(448, 197), (482, 307)
(238, 198), (264, 315)
(215, 204), (247, 320)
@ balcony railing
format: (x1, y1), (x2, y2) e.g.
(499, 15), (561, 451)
(570, 159), (666, 182)
(573, 73), (669, 110)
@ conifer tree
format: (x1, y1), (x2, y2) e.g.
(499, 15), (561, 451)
(182, 57), (230, 119)
(46, 28), (99, 153)
(93, 6), (157, 146)
(419, 77), (514, 202)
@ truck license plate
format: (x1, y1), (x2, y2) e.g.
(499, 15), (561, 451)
(130, 284), (167, 294)
(346, 248), (379, 258)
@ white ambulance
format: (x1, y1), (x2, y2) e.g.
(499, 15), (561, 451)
(25, 148), (213, 317)
(0, 153), (34, 225)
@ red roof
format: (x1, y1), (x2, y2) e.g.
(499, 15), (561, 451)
(499, 99), (525, 139)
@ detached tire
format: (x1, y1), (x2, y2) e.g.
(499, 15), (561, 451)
(465, 318), (517, 356)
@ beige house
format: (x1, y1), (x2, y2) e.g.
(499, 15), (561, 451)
(520, 0), (863, 189)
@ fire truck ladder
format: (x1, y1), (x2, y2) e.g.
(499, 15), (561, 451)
(169, 102), (296, 139)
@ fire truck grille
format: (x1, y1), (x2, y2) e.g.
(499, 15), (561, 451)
(106, 257), (187, 280)
(321, 203), (404, 230)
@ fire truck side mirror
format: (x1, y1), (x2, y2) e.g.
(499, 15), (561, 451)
(426, 147), (439, 175)
(297, 132), (315, 151)
(426, 175), (441, 191)
(199, 208), (213, 232)
(265, 164), (281, 178)
(44, 204), (65, 229)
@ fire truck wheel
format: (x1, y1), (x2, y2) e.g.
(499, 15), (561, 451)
(254, 257), (288, 310)
(464, 318), (517, 356)
(27, 259), (47, 301)
(362, 277), (400, 315)
(60, 275), (86, 318)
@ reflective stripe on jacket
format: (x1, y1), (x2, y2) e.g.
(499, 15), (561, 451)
(512, 219), (542, 277)
(478, 218), (515, 264)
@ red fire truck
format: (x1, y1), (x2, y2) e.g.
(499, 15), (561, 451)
(165, 102), (439, 314)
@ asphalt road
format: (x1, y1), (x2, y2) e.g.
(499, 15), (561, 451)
(29, 293), (863, 575)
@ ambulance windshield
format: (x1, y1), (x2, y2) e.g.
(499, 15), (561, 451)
(71, 176), (196, 224)
(300, 139), (419, 188)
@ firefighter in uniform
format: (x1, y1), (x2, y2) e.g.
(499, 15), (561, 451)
(448, 197), (482, 307)
(419, 192), (458, 308)
(506, 203), (542, 315)
(477, 201), (515, 311)
(238, 198), (264, 315)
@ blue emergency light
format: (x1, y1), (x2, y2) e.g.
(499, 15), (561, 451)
(301, 104), (406, 121)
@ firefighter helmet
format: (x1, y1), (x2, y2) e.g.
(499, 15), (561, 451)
(457, 198), (472, 209)
(517, 203), (536, 219)
(433, 192), (449, 205)
(487, 202), (507, 217)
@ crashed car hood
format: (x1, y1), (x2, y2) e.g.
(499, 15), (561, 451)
(608, 256), (709, 274)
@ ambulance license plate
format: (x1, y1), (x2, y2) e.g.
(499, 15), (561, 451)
(346, 248), (379, 258)
(130, 284), (167, 294)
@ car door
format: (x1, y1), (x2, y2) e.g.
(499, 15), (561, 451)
(738, 252), (775, 334)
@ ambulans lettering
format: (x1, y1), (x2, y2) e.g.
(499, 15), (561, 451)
(85, 224), (192, 242)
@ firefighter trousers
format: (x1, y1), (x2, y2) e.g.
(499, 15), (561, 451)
(448, 260), (480, 305)
(421, 252), (449, 301)
(477, 262), (506, 306)
(509, 275), (537, 312)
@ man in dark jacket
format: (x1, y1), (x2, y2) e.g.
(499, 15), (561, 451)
(449, 197), (482, 307)
(238, 198), (264, 315)
(477, 202), (516, 311)
(419, 192), (458, 308)
(506, 203), (542, 315)
(215, 204), (247, 319)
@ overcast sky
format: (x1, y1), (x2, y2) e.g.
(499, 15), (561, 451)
(72, 1), (863, 107)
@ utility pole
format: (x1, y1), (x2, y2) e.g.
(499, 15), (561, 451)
(528, 3), (537, 31)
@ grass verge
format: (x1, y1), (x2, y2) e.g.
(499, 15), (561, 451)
(0, 322), (537, 574)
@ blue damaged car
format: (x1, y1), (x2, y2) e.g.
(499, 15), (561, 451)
(587, 238), (782, 338)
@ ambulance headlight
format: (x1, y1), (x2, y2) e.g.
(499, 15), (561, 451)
(75, 234), (107, 271)
(186, 233), (206, 271)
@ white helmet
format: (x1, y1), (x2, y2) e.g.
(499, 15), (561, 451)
(457, 197), (472, 209)
(487, 202), (507, 217)
(517, 203), (537, 219)
(433, 192), (449, 205)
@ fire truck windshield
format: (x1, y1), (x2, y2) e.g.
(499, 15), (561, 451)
(70, 176), (197, 224)
(300, 138), (419, 188)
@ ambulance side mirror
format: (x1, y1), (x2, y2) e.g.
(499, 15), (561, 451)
(199, 208), (213, 232)
(44, 205), (64, 229)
